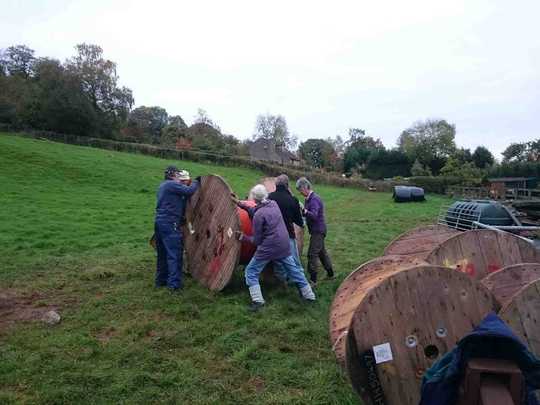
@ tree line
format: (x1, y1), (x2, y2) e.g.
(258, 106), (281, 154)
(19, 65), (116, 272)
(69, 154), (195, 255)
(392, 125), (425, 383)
(1, 44), (538, 183)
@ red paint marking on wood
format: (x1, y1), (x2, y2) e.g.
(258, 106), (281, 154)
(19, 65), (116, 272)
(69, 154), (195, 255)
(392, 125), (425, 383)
(487, 264), (500, 274)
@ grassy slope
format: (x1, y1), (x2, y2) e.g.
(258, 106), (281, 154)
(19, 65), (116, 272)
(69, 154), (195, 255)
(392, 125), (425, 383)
(0, 134), (449, 404)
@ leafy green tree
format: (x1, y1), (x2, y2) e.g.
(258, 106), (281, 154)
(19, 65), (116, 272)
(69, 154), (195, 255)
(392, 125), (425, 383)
(253, 113), (297, 150)
(502, 140), (539, 162)
(365, 149), (411, 179)
(1, 45), (36, 78)
(397, 118), (456, 174)
(66, 43), (134, 137)
(440, 156), (484, 185)
(343, 129), (384, 173)
(127, 106), (168, 143)
(25, 58), (97, 135)
(410, 158), (432, 176)
(298, 138), (335, 169)
(160, 115), (188, 147)
(472, 146), (494, 168)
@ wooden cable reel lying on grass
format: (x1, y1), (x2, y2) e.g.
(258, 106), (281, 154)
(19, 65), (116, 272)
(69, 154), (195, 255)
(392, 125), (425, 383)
(345, 265), (498, 405)
(481, 263), (540, 307)
(329, 255), (427, 367)
(499, 279), (540, 357)
(425, 230), (540, 280)
(383, 225), (459, 259)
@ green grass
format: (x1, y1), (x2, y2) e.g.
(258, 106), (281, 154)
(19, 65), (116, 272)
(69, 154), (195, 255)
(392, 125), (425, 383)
(0, 133), (450, 404)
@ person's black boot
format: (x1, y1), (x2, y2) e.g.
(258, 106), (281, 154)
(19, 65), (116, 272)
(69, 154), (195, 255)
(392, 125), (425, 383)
(248, 301), (264, 312)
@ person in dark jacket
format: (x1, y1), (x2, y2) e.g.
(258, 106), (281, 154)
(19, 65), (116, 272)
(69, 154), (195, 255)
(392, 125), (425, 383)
(296, 177), (334, 285)
(268, 174), (305, 279)
(236, 184), (315, 311)
(154, 166), (200, 292)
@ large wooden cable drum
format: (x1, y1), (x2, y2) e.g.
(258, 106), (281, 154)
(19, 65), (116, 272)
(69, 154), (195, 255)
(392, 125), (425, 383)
(499, 279), (540, 357)
(481, 263), (540, 307)
(346, 265), (498, 405)
(383, 225), (459, 259)
(183, 175), (242, 291)
(329, 255), (427, 367)
(425, 229), (540, 280)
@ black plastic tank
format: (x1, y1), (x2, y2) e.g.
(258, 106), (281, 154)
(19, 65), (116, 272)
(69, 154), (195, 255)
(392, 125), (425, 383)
(445, 200), (515, 229)
(393, 186), (425, 202)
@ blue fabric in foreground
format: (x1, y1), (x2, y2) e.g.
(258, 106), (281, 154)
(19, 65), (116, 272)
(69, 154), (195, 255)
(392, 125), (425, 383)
(420, 312), (540, 405)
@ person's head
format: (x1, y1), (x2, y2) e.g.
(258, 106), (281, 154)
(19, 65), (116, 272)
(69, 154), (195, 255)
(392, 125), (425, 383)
(249, 184), (268, 203)
(295, 177), (312, 197)
(275, 174), (289, 189)
(164, 165), (180, 180)
(175, 170), (191, 185)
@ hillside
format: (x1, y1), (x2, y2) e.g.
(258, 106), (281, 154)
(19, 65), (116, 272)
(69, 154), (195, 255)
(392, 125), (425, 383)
(0, 133), (449, 404)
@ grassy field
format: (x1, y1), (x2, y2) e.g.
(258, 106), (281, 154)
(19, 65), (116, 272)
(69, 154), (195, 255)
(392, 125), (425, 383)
(0, 133), (450, 404)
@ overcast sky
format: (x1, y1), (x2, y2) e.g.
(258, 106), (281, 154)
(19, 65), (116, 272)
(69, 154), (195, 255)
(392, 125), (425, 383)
(2, 0), (539, 157)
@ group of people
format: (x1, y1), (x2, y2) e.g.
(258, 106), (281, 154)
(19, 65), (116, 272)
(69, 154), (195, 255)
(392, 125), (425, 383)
(153, 166), (334, 311)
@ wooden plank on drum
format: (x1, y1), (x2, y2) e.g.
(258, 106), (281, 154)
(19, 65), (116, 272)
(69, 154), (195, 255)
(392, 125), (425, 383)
(183, 175), (241, 291)
(383, 225), (459, 259)
(329, 255), (426, 367)
(347, 265), (497, 405)
(481, 263), (540, 307)
(426, 230), (540, 280)
(500, 279), (540, 357)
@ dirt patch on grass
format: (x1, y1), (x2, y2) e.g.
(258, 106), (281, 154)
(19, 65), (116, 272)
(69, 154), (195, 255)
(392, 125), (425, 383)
(0, 288), (60, 334)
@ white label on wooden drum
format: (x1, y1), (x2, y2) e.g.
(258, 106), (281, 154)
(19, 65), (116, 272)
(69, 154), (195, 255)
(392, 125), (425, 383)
(227, 227), (233, 238)
(373, 343), (393, 364)
(188, 222), (195, 235)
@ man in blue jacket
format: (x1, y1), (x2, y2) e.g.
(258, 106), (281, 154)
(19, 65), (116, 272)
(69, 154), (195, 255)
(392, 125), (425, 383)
(154, 166), (200, 292)
(296, 177), (334, 285)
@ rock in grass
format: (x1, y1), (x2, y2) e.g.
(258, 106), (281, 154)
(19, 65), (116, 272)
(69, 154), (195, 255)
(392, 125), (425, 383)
(42, 310), (61, 325)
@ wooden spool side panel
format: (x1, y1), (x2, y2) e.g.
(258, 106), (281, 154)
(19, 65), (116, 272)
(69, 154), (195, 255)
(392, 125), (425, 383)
(426, 230), (540, 280)
(348, 265), (497, 405)
(184, 175), (241, 291)
(481, 263), (540, 307)
(500, 280), (540, 357)
(383, 225), (459, 259)
(329, 255), (426, 366)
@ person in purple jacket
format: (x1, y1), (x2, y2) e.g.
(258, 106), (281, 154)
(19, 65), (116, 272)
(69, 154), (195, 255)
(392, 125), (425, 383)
(235, 184), (316, 311)
(296, 177), (334, 285)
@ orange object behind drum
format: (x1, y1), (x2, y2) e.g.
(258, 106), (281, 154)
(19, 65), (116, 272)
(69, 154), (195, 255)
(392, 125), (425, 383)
(238, 200), (257, 265)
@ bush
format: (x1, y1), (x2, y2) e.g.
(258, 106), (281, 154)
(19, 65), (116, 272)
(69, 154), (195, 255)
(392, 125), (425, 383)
(409, 176), (461, 193)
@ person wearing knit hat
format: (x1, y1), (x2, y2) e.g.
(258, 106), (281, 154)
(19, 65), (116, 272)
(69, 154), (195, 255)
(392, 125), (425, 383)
(154, 166), (201, 292)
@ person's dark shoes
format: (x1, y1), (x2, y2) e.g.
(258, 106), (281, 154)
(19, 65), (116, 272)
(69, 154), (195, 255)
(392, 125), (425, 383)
(155, 282), (167, 288)
(323, 274), (336, 281)
(248, 301), (264, 312)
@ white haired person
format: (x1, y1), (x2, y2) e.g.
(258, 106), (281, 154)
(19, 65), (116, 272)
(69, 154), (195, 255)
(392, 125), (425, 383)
(296, 177), (334, 285)
(233, 184), (316, 311)
(154, 166), (201, 292)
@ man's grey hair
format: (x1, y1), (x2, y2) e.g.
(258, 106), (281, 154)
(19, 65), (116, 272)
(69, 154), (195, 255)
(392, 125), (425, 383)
(249, 184), (268, 202)
(296, 177), (312, 191)
(275, 174), (289, 187)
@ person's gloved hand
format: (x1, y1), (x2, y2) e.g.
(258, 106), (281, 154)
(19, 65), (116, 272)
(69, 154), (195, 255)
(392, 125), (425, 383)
(235, 231), (244, 241)
(195, 176), (202, 183)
